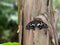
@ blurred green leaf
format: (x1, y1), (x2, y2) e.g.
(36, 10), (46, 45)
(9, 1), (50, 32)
(3, 42), (19, 45)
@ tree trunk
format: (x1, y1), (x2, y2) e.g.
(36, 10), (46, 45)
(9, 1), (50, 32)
(18, 0), (58, 45)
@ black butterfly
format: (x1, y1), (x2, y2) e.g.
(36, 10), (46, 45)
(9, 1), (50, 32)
(26, 19), (48, 30)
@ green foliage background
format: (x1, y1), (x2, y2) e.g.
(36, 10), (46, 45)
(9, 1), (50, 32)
(0, 0), (18, 43)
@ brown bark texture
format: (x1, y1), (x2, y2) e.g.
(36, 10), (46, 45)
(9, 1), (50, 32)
(18, 0), (58, 45)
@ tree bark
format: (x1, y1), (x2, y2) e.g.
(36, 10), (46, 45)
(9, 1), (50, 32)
(18, 0), (58, 45)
